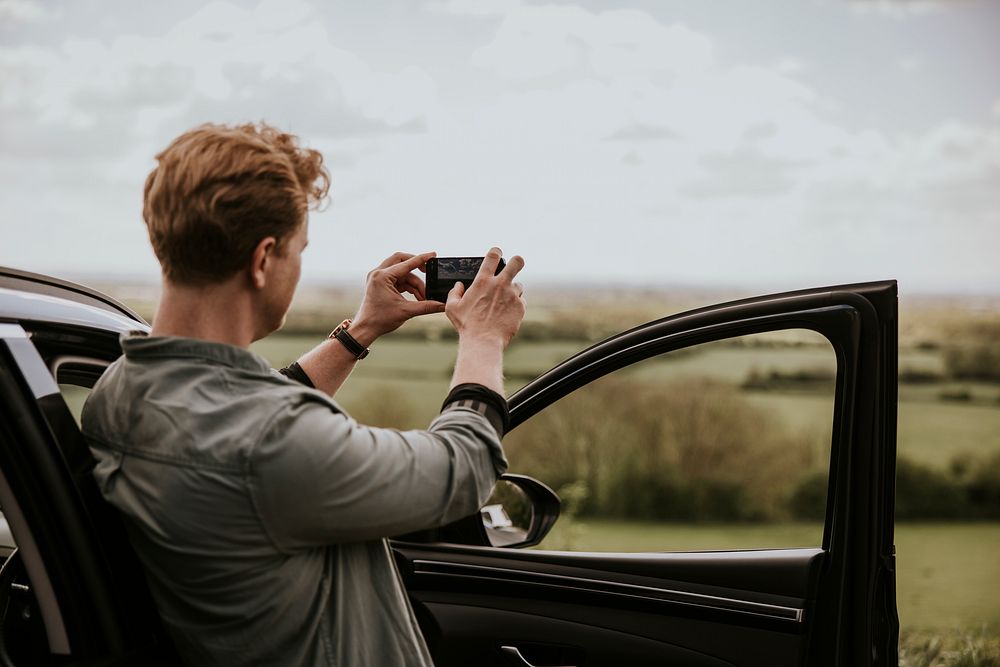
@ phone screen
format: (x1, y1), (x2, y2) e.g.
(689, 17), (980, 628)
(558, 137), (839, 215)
(426, 256), (506, 302)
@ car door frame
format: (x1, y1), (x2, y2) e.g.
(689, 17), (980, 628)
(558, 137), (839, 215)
(0, 319), (176, 665)
(394, 280), (898, 667)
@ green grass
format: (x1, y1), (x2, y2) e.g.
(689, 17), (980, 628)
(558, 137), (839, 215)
(250, 333), (1000, 471)
(249, 335), (581, 422)
(70, 335), (1000, 475)
(898, 400), (1000, 469)
(538, 519), (1000, 634)
(631, 343), (835, 384)
(900, 628), (1000, 667)
(895, 522), (1000, 633)
(539, 517), (825, 552)
(743, 391), (833, 435)
(246, 334), (1000, 638)
(240, 335), (1000, 637)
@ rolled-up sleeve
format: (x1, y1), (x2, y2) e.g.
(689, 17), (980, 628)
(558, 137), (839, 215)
(249, 393), (508, 551)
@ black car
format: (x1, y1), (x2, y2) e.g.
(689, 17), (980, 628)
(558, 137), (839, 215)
(0, 266), (899, 666)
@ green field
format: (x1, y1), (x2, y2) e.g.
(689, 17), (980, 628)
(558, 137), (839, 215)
(247, 333), (1000, 639)
(250, 335), (586, 426)
(66, 334), (1000, 472)
(250, 333), (1000, 471)
(537, 519), (1000, 634)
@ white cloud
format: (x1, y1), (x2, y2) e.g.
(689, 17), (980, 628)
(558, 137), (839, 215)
(0, 0), (438, 162)
(897, 55), (922, 72)
(908, 121), (1000, 182)
(462, 5), (827, 166)
(471, 6), (713, 82)
(774, 57), (807, 76)
(1, 0), (996, 293)
(312, 3), (1000, 291)
(0, 0), (55, 22)
(0, 0), (445, 281)
(849, 0), (956, 17)
(425, 0), (520, 17)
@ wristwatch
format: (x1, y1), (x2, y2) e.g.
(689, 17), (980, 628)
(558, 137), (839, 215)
(329, 319), (370, 360)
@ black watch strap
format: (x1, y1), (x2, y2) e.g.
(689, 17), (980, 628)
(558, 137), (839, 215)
(330, 319), (370, 360)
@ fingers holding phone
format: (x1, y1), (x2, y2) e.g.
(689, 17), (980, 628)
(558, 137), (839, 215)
(352, 251), (444, 343)
(442, 248), (526, 349)
(495, 254), (525, 285)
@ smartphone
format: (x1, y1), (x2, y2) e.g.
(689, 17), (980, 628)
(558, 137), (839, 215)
(425, 256), (506, 302)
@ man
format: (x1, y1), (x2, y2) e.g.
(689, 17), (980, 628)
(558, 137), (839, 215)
(81, 122), (526, 666)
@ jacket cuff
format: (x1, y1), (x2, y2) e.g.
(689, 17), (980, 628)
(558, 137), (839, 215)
(277, 362), (315, 389)
(441, 383), (510, 437)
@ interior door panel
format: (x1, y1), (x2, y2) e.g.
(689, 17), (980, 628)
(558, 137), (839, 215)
(420, 603), (742, 667)
(396, 543), (820, 666)
(395, 281), (899, 667)
(398, 545), (827, 665)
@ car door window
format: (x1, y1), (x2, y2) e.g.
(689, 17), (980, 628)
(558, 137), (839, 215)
(501, 329), (836, 551)
(58, 385), (91, 427)
(51, 357), (109, 427)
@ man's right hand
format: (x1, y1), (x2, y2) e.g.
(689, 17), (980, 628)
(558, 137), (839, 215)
(445, 248), (526, 350)
(445, 248), (525, 396)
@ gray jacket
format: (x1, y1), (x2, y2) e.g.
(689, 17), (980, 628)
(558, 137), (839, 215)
(82, 335), (507, 666)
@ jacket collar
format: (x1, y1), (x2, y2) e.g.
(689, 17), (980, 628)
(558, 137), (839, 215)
(120, 332), (271, 374)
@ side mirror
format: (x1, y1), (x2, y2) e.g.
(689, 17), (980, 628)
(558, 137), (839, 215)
(481, 473), (560, 548)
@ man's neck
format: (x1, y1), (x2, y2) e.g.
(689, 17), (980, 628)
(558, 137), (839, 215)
(151, 277), (258, 348)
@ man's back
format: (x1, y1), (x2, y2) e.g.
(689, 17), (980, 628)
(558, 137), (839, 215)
(83, 335), (505, 666)
(87, 122), (526, 665)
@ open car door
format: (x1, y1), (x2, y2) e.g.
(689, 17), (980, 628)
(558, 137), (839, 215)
(392, 281), (898, 667)
(0, 314), (175, 665)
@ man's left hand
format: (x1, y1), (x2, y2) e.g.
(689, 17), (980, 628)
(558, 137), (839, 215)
(350, 251), (445, 346)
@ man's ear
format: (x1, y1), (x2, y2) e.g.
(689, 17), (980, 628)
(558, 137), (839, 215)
(249, 236), (278, 290)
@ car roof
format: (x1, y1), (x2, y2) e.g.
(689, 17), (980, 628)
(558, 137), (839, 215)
(0, 266), (150, 335)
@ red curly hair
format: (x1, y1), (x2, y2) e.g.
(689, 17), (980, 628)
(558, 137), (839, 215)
(143, 122), (330, 285)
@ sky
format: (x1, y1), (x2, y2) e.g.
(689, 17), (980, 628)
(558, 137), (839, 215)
(1, 0), (998, 294)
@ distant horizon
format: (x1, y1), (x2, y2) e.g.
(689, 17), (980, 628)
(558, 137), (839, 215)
(20, 266), (1000, 302)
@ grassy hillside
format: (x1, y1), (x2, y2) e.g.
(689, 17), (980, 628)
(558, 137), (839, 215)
(251, 333), (1000, 472)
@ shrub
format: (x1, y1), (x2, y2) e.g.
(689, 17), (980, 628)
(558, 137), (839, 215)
(741, 366), (836, 391)
(504, 376), (816, 521)
(966, 451), (1000, 518)
(944, 343), (1000, 383)
(895, 458), (970, 520)
(792, 454), (1000, 522)
(892, 453), (1000, 521)
(342, 384), (419, 430)
(939, 388), (973, 402)
(790, 471), (828, 520)
(899, 367), (945, 384)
